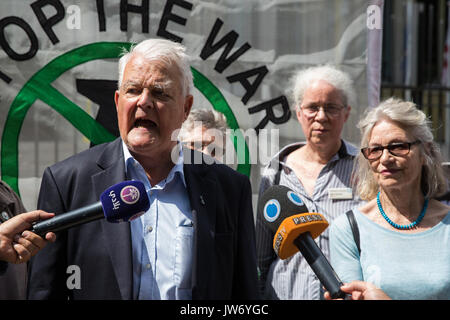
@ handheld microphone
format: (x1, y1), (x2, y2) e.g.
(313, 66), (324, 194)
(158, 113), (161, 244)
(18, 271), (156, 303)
(31, 180), (150, 236)
(258, 185), (346, 299)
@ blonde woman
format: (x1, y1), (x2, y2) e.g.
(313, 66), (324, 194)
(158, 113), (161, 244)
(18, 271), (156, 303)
(329, 98), (450, 300)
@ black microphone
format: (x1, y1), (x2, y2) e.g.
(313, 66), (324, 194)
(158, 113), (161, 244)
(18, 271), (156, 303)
(258, 185), (346, 299)
(32, 180), (150, 236)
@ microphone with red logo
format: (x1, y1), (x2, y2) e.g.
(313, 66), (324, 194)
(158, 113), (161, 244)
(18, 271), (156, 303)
(31, 180), (149, 236)
(258, 185), (346, 299)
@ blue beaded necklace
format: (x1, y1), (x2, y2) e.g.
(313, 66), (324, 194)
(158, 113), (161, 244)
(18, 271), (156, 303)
(376, 192), (428, 230)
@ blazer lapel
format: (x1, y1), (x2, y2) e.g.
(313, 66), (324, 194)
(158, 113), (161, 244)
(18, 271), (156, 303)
(183, 149), (218, 299)
(91, 139), (133, 300)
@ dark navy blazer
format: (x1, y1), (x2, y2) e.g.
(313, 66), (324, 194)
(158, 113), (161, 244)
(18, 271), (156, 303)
(27, 138), (259, 300)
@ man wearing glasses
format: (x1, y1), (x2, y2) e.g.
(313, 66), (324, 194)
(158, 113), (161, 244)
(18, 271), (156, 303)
(256, 65), (365, 300)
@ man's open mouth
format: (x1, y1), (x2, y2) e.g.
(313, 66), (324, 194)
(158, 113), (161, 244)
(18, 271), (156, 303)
(134, 119), (157, 128)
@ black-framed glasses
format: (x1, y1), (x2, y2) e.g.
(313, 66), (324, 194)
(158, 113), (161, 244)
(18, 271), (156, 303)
(360, 141), (421, 160)
(300, 104), (345, 118)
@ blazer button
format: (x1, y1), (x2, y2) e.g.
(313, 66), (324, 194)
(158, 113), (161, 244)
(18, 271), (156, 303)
(1, 211), (9, 221)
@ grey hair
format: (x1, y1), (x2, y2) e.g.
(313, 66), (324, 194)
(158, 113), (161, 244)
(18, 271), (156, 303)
(289, 64), (356, 110)
(117, 38), (193, 96)
(354, 97), (447, 200)
(179, 109), (228, 141)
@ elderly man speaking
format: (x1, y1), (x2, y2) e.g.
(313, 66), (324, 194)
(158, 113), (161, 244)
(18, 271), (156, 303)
(256, 65), (364, 300)
(27, 38), (258, 300)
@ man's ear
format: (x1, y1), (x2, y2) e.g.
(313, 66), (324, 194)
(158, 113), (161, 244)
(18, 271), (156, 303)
(296, 105), (302, 122)
(184, 95), (194, 120)
(344, 105), (351, 122)
(114, 90), (120, 112)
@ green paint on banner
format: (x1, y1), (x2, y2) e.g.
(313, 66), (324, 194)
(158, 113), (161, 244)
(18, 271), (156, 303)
(1, 42), (250, 196)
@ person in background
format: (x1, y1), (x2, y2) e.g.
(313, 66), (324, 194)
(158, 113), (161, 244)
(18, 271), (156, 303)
(329, 98), (450, 300)
(0, 180), (55, 299)
(27, 38), (258, 300)
(256, 64), (364, 299)
(179, 108), (228, 162)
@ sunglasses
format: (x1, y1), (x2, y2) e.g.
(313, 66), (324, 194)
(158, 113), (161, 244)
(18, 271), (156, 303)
(360, 141), (420, 160)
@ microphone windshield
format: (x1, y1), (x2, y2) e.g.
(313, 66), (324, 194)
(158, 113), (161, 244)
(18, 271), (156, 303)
(258, 185), (309, 233)
(258, 185), (329, 259)
(100, 180), (150, 222)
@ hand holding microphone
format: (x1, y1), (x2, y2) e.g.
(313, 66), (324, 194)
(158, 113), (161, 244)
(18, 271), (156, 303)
(258, 185), (346, 299)
(31, 180), (150, 236)
(0, 210), (56, 264)
(325, 281), (391, 300)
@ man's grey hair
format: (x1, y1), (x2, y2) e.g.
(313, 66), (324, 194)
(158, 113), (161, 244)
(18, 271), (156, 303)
(354, 97), (448, 200)
(179, 109), (228, 141)
(117, 38), (193, 96)
(289, 64), (356, 110)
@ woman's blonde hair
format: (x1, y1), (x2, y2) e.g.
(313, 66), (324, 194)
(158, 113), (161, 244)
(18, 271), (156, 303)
(355, 97), (447, 200)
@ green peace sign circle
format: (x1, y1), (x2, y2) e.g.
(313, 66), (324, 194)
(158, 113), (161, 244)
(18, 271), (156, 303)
(1, 42), (250, 196)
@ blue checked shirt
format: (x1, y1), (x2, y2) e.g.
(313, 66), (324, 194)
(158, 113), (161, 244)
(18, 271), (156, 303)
(256, 140), (365, 300)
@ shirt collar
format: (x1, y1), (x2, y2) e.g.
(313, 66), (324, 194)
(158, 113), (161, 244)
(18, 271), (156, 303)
(331, 140), (359, 161)
(122, 140), (186, 188)
(268, 140), (358, 173)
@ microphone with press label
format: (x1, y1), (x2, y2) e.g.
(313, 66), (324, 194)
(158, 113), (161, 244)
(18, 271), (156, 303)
(258, 185), (346, 299)
(31, 180), (149, 236)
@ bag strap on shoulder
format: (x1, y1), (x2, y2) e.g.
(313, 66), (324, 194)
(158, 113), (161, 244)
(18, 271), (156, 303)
(345, 210), (361, 255)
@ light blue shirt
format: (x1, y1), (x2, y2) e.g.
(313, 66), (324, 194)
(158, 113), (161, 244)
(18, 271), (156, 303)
(122, 141), (194, 300)
(330, 208), (450, 300)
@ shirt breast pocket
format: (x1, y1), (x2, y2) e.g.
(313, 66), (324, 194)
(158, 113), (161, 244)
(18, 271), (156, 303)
(173, 225), (194, 289)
